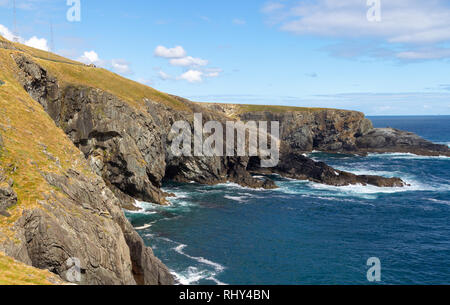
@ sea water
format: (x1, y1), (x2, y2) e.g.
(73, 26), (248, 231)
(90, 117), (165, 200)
(125, 116), (450, 285)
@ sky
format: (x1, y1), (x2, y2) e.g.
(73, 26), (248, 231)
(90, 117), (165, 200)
(1, 0), (450, 115)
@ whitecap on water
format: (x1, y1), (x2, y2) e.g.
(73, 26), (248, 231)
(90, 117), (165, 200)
(428, 198), (450, 206)
(223, 195), (248, 203)
(155, 238), (227, 285)
(134, 222), (155, 230)
(368, 152), (450, 160)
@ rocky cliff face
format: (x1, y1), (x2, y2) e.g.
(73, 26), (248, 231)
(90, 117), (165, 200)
(0, 49), (173, 285)
(12, 53), (412, 209)
(4, 44), (448, 285)
(205, 104), (450, 157)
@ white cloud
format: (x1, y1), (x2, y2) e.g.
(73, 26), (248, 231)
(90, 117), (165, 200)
(78, 50), (101, 65)
(396, 48), (450, 60)
(77, 51), (133, 74)
(169, 56), (208, 67)
(262, 0), (450, 60)
(154, 45), (186, 58)
(24, 36), (49, 51)
(0, 24), (15, 41)
(179, 70), (203, 83)
(158, 70), (172, 80)
(111, 59), (132, 75)
(204, 68), (223, 78)
(0, 24), (49, 51)
(137, 78), (154, 86)
(261, 2), (285, 13)
(155, 44), (222, 83)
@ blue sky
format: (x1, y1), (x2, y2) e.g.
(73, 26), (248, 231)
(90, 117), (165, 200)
(1, 0), (450, 115)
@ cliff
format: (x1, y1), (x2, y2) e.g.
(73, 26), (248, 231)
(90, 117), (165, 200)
(0, 36), (172, 285)
(1, 35), (448, 284)
(202, 103), (450, 157)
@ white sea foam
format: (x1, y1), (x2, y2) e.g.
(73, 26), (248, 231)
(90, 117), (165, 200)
(125, 200), (159, 215)
(224, 195), (248, 203)
(428, 198), (450, 206)
(174, 244), (225, 272)
(171, 267), (210, 285)
(134, 223), (154, 230)
(368, 152), (450, 160)
(215, 182), (268, 191)
(159, 241), (227, 285)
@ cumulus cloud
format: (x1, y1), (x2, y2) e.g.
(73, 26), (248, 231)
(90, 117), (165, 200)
(78, 50), (102, 65)
(77, 51), (133, 75)
(169, 56), (208, 67)
(262, 0), (450, 60)
(155, 45), (222, 83)
(0, 24), (49, 51)
(25, 36), (50, 51)
(179, 70), (203, 83)
(0, 24), (15, 41)
(154, 45), (186, 58)
(111, 59), (132, 75)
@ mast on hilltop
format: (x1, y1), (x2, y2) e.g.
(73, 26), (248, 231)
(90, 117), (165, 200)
(13, 0), (19, 42)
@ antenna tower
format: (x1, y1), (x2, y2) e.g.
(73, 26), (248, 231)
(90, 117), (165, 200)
(50, 20), (54, 52)
(13, 0), (19, 42)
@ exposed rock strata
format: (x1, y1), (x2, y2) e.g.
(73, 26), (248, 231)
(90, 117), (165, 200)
(0, 171), (17, 217)
(0, 166), (173, 285)
(11, 54), (419, 207)
(205, 105), (450, 157)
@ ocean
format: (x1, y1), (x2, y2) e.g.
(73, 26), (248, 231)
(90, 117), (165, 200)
(125, 115), (450, 285)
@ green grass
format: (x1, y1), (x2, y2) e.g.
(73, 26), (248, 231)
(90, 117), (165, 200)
(236, 104), (330, 113)
(0, 252), (64, 285)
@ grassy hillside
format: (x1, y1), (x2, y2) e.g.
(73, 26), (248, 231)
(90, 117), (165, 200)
(0, 252), (65, 285)
(0, 38), (108, 282)
(0, 35), (189, 112)
(0, 45), (98, 240)
(236, 104), (329, 114)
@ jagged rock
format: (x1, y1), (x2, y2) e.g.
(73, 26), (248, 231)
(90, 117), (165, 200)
(207, 105), (449, 157)
(0, 172), (17, 217)
(17, 54), (446, 204)
(356, 128), (450, 156)
(268, 153), (405, 187)
(0, 168), (174, 285)
(38, 169), (173, 285)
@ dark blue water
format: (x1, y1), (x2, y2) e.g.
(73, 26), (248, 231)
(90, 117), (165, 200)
(126, 116), (450, 285)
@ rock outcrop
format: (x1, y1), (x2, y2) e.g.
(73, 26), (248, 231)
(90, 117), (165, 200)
(11, 53), (416, 208)
(356, 128), (450, 156)
(254, 153), (404, 187)
(1, 50), (173, 285)
(0, 172), (17, 217)
(0, 166), (173, 284)
(205, 105), (450, 157)
(4, 42), (448, 285)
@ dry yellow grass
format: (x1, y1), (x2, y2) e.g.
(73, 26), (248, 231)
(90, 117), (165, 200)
(0, 47), (94, 241)
(1, 35), (189, 112)
(0, 252), (65, 285)
(236, 104), (329, 113)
